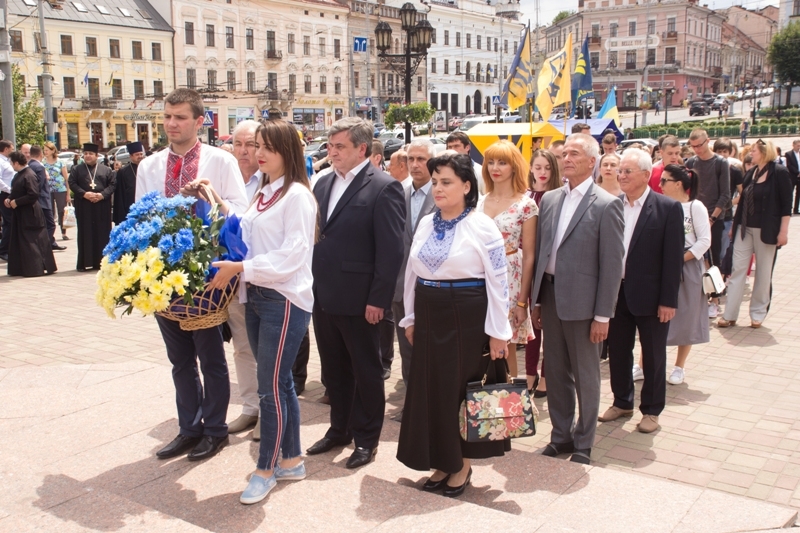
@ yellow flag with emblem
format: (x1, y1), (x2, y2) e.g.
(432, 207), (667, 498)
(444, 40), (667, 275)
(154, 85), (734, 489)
(535, 33), (573, 123)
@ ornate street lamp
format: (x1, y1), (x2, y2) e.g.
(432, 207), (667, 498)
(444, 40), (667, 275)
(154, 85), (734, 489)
(375, 4), (432, 143)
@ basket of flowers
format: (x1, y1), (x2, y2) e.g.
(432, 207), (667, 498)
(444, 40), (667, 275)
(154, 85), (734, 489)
(96, 191), (246, 331)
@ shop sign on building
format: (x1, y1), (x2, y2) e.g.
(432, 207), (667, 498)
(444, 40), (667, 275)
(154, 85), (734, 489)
(605, 35), (660, 51)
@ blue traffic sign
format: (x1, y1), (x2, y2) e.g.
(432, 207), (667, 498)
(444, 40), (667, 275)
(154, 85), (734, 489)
(364, 97), (372, 106)
(492, 95), (501, 105)
(261, 109), (270, 119)
(203, 110), (214, 126)
(353, 37), (367, 53)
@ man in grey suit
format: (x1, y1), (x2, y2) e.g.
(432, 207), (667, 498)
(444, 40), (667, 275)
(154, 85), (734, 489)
(530, 134), (625, 465)
(390, 140), (437, 420)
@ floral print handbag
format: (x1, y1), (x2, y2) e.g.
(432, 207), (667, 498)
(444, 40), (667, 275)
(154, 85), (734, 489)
(459, 357), (535, 442)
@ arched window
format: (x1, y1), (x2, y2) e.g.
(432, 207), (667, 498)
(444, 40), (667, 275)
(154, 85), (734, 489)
(476, 63), (481, 82)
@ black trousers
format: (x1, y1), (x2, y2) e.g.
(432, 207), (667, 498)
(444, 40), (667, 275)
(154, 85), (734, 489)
(379, 307), (395, 372)
(709, 218), (725, 268)
(313, 306), (384, 449)
(291, 328), (310, 393)
(43, 207), (56, 246)
(607, 284), (668, 416)
(391, 300), (413, 386)
(155, 316), (230, 438)
(0, 192), (12, 254)
(793, 179), (800, 213)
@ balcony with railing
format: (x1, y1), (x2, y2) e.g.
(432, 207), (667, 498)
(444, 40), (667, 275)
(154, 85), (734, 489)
(665, 30), (678, 41)
(265, 49), (283, 60)
(465, 73), (475, 82)
(711, 66), (722, 77)
(589, 36), (601, 45)
(625, 61), (637, 70)
(258, 89), (294, 103)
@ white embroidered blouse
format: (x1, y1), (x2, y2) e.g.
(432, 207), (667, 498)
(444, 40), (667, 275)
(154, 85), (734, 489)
(398, 211), (513, 341)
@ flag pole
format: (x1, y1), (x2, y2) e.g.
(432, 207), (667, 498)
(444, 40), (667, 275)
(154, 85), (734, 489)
(563, 99), (569, 136)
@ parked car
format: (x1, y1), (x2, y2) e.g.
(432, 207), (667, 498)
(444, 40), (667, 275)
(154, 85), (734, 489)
(377, 132), (406, 159)
(107, 145), (131, 166)
(304, 141), (328, 161)
(429, 137), (448, 154)
(701, 93), (715, 105)
(58, 151), (106, 171)
(689, 101), (711, 116)
(458, 115), (496, 132)
(711, 96), (731, 110)
(617, 138), (659, 152)
(448, 116), (463, 131)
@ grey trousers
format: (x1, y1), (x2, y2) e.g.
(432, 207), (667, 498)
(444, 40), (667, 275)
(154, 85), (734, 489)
(723, 227), (778, 323)
(391, 300), (413, 386)
(540, 280), (602, 451)
(228, 297), (259, 416)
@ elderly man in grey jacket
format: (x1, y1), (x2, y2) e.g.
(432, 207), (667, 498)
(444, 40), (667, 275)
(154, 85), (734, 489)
(531, 133), (625, 465)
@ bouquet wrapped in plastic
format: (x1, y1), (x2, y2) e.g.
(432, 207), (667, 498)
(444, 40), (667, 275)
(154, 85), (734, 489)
(96, 191), (246, 330)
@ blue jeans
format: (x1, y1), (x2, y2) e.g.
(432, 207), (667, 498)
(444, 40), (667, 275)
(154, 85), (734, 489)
(245, 285), (311, 471)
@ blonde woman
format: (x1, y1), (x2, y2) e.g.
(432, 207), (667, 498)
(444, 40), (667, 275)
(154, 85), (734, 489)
(597, 153), (622, 197)
(42, 142), (70, 240)
(478, 140), (538, 377)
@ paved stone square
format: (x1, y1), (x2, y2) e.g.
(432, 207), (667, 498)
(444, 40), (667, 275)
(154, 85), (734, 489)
(3, 203), (800, 531)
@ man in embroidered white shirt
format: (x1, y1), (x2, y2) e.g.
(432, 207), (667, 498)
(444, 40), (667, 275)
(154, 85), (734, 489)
(530, 134), (625, 465)
(306, 118), (405, 469)
(136, 89), (248, 463)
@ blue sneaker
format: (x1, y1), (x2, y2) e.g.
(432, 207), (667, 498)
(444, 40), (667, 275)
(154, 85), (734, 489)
(274, 461), (306, 481)
(239, 473), (277, 505)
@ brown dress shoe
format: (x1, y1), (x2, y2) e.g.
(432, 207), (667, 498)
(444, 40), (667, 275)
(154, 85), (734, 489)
(598, 406), (634, 422)
(637, 414), (660, 433)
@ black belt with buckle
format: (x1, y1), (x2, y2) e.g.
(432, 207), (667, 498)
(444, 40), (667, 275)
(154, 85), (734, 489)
(544, 273), (555, 284)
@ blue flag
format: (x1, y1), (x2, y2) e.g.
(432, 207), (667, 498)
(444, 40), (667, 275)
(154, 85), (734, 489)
(571, 35), (594, 115)
(597, 86), (621, 127)
(499, 26), (534, 112)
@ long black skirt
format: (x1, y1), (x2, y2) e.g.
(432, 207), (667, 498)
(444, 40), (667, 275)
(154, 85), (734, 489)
(396, 282), (510, 474)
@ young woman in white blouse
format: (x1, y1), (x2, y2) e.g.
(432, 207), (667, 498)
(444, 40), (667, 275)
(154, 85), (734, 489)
(660, 165), (711, 385)
(396, 152), (513, 498)
(209, 119), (317, 505)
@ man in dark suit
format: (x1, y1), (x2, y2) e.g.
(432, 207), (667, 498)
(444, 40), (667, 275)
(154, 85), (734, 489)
(389, 139), (437, 421)
(28, 145), (64, 251)
(306, 118), (406, 468)
(599, 148), (684, 434)
(786, 139), (800, 214)
(112, 141), (145, 225)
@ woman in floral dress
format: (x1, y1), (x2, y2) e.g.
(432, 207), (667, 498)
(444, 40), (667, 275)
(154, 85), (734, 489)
(478, 140), (538, 377)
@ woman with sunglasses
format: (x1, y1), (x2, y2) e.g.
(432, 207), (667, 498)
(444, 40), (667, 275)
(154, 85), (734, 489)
(659, 165), (711, 385)
(718, 139), (792, 329)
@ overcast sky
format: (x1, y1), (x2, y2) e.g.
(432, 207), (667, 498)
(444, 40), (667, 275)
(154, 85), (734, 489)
(518, 0), (778, 29)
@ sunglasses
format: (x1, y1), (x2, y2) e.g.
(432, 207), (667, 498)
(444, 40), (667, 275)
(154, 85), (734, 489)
(660, 178), (676, 185)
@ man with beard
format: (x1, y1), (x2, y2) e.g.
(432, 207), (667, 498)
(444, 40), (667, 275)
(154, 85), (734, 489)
(68, 143), (115, 271)
(112, 141), (145, 225)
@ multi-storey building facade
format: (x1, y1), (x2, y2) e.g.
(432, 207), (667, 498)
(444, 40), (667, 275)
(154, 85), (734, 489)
(171, 0), (350, 137)
(7, 0), (173, 149)
(720, 23), (766, 94)
(426, 0), (524, 118)
(778, 0), (800, 28)
(549, 0), (725, 111)
(720, 6), (777, 84)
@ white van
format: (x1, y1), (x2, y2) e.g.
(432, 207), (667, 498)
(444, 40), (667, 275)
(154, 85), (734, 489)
(458, 115), (498, 131)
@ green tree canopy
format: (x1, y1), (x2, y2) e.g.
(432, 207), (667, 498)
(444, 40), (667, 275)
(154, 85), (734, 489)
(0, 64), (45, 145)
(767, 21), (800, 106)
(552, 10), (576, 25)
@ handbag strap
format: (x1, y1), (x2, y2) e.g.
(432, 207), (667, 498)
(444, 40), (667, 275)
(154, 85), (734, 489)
(480, 356), (512, 387)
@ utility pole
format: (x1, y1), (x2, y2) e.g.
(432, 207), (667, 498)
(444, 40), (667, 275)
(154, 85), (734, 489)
(38, 0), (55, 142)
(641, 0), (652, 126)
(349, 25), (356, 117)
(496, 13), (504, 120)
(0, 0), (16, 144)
(365, 1), (372, 121)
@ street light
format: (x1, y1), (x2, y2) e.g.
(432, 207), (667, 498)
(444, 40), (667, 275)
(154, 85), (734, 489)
(375, 3), (432, 143)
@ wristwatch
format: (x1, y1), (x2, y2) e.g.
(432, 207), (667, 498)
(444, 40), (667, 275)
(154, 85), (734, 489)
(516, 301), (529, 309)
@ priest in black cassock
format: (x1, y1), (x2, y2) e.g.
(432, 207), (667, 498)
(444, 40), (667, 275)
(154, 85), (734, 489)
(112, 141), (145, 225)
(68, 143), (115, 271)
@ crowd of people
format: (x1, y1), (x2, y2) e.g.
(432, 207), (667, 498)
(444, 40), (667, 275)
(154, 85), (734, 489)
(4, 87), (798, 506)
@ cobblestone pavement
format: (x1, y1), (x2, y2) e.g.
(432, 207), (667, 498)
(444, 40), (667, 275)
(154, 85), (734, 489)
(3, 202), (800, 530)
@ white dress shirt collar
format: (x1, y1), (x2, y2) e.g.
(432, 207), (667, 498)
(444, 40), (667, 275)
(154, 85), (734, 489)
(624, 184), (650, 208)
(412, 179), (432, 195)
(260, 176), (285, 197)
(334, 158), (370, 182)
(244, 171), (261, 202)
(562, 175), (594, 198)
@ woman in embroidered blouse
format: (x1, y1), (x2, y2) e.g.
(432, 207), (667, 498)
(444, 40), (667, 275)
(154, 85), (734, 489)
(209, 119), (317, 505)
(524, 149), (560, 398)
(397, 152), (513, 498)
(42, 142), (70, 241)
(477, 140), (538, 379)
(660, 165), (711, 385)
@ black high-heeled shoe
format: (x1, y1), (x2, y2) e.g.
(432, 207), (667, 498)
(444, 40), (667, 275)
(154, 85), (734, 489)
(533, 389), (547, 398)
(422, 474), (450, 492)
(443, 468), (472, 498)
(528, 374), (540, 397)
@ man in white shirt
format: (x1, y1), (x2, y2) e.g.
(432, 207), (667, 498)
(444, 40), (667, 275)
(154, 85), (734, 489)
(224, 119), (262, 438)
(786, 139), (800, 214)
(446, 131), (485, 193)
(599, 149), (683, 434)
(136, 89), (248, 462)
(0, 140), (16, 261)
(306, 117), (405, 469)
(530, 134), (625, 464)
(387, 149), (411, 188)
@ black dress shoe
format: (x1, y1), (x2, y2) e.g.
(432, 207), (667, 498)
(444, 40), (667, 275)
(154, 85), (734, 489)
(422, 474), (450, 492)
(345, 446), (377, 469)
(382, 368), (391, 380)
(570, 448), (592, 465)
(52, 244), (66, 251)
(187, 435), (228, 461)
(306, 437), (350, 455)
(0, 254), (7, 261)
(156, 434), (201, 459)
(442, 468), (472, 497)
(541, 441), (575, 457)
